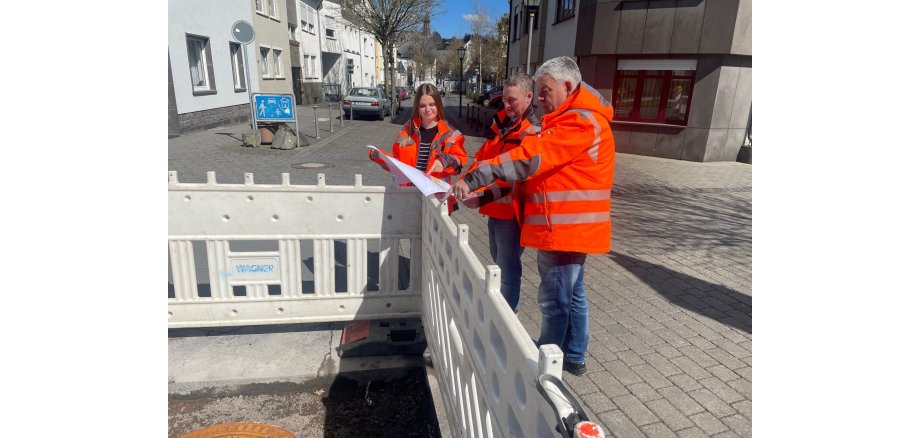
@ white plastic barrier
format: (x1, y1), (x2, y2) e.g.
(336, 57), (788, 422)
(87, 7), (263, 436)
(168, 172), (424, 327)
(168, 172), (584, 437)
(420, 195), (576, 438)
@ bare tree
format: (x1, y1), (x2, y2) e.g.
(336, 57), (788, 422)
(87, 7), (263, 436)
(341, 0), (442, 114)
(464, 0), (494, 95)
(481, 13), (508, 86)
(404, 32), (440, 83)
(435, 37), (464, 94)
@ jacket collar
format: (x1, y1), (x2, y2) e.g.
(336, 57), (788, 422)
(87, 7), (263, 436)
(541, 83), (614, 123)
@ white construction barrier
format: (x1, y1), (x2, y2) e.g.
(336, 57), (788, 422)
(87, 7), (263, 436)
(168, 172), (423, 327)
(168, 172), (593, 438)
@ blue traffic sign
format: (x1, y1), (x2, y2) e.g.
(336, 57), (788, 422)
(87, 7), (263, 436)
(252, 93), (296, 122)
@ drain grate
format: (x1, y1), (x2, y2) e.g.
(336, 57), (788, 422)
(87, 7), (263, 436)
(291, 162), (333, 169)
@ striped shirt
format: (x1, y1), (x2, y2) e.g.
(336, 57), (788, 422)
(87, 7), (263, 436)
(415, 125), (439, 171)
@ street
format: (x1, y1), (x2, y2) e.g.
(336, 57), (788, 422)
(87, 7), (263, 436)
(168, 95), (752, 438)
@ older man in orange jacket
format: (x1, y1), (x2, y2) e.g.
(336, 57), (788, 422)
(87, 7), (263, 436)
(454, 57), (615, 376)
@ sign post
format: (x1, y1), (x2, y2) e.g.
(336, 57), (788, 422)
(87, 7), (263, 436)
(252, 93), (300, 148)
(231, 21), (257, 132)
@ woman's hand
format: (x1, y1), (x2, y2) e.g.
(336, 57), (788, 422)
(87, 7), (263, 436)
(426, 158), (445, 175)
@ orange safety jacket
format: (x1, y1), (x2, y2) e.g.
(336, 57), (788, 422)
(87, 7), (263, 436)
(466, 106), (541, 220)
(369, 117), (467, 180)
(461, 83), (616, 254)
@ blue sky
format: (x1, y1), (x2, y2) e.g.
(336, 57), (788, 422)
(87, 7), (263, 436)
(429, 0), (511, 39)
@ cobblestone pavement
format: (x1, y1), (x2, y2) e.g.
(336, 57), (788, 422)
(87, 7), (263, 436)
(169, 97), (752, 437)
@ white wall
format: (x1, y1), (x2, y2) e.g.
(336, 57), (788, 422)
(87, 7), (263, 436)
(359, 31), (377, 86)
(542, 2), (577, 61)
(168, 0), (258, 114)
(296, 0), (323, 82)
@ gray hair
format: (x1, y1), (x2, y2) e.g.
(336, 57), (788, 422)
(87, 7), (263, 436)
(504, 72), (534, 92)
(533, 56), (582, 86)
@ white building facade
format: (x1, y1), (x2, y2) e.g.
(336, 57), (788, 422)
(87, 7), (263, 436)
(168, 0), (260, 134)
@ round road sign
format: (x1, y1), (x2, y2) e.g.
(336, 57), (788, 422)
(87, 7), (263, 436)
(231, 20), (255, 44)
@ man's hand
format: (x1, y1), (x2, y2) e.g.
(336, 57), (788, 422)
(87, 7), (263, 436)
(453, 179), (473, 202)
(459, 193), (480, 208)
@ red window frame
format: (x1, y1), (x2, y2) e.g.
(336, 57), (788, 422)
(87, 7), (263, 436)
(613, 68), (696, 125)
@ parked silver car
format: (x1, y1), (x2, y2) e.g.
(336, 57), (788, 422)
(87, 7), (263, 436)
(343, 87), (392, 120)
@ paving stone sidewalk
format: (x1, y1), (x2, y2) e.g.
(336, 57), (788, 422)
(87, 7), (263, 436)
(168, 97), (752, 437)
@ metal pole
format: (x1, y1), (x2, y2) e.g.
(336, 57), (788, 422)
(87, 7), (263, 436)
(328, 103), (333, 133)
(339, 103), (344, 126)
(243, 45), (256, 132)
(526, 11), (535, 75)
(459, 64), (464, 116)
(312, 105), (319, 139)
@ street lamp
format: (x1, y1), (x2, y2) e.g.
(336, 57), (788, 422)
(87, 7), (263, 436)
(457, 46), (467, 114)
(524, 0), (539, 74)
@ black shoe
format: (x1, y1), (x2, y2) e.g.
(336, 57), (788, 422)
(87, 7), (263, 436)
(563, 361), (587, 376)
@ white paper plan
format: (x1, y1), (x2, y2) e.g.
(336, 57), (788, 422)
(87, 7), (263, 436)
(367, 145), (451, 197)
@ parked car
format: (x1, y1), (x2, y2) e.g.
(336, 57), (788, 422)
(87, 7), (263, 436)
(343, 87), (392, 120)
(476, 86), (504, 107)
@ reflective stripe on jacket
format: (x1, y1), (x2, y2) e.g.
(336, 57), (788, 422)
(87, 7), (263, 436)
(469, 106), (540, 220)
(462, 83), (615, 254)
(368, 117), (467, 180)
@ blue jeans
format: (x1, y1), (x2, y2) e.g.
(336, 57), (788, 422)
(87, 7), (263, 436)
(488, 217), (524, 312)
(536, 250), (589, 364)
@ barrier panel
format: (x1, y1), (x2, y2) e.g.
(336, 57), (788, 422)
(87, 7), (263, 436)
(420, 195), (578, 438)
(168, 171), (587, 437)
(168, 172), (423, 327)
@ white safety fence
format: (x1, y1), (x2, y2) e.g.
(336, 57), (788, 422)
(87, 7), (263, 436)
(168, 172), (584, 437)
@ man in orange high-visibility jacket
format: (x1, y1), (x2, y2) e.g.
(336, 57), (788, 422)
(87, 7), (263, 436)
(454, 57), (615, 376)
(459, 73), (541, 313)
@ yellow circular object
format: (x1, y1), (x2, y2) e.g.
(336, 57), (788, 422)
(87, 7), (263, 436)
(180, 422), (296, 438)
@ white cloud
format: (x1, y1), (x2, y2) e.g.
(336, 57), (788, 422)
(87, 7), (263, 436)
(463, 13), (491, 24)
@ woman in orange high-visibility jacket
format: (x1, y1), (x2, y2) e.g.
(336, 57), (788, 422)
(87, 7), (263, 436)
(369, 83), (467, 212)
(453, 57), (615, 376)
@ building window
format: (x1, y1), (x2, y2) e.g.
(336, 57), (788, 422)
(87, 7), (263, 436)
(512, 6), (518, 41)
(260, 46), (271, 78)
(230, 42), (246, 92)
(186, 34), (214, 94)
(273, 48), (284, 78)
(325, 16), (336, 39)
(305, 54), (318, 79)
(613, 59), (697, 125)
(301, 3), (316, 34)
(256, 0), (265, 14)
(267, 0), (276, 17)
(556, 0), (576, 23)
(523, 8), (538, 35)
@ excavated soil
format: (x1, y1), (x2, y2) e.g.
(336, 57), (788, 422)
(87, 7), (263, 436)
(168, 367), (440, 437)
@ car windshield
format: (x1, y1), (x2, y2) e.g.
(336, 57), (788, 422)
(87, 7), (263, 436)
(350, 88), (377, 97)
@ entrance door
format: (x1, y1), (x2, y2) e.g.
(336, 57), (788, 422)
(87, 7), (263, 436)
(292, 67), (303, 105)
